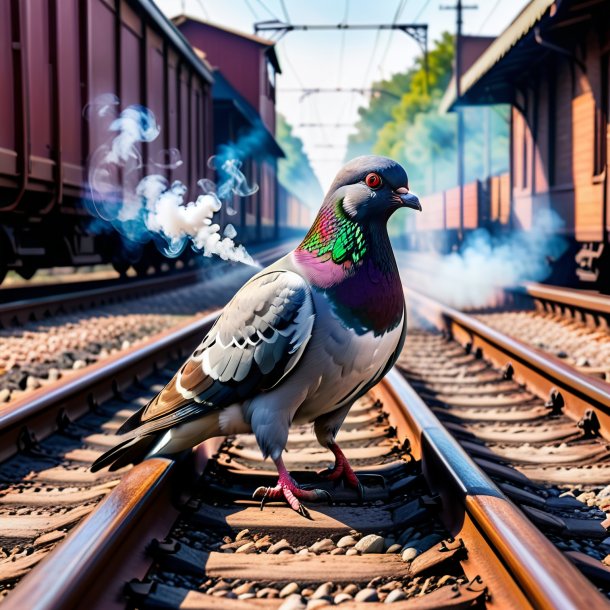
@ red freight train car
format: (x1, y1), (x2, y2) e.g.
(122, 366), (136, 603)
(0, 0), (214, 282)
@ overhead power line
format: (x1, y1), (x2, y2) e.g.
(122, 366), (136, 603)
(299, 123), (355, 128)
(477, 0), (501, 33)
(279, 87), (401, 101)
(254, 21), (427, 52)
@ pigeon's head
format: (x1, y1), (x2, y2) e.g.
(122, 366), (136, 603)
(325, 155), (421, 222)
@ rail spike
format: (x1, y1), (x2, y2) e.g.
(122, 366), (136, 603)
(544, 388), (564, 416)
(577, 409), (601, 438)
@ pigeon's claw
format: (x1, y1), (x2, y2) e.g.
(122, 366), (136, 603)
(252, 474), (330, 518)
(318, 443), (361, 490)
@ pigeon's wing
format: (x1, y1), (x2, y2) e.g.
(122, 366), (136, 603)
(118, 270), (316, 436)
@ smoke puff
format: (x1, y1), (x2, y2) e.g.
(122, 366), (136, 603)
(404, 208), (568, 309)
(86, 100), (257, 266)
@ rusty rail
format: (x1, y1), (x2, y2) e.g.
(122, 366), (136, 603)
(521, 282), (610, 316)
(408, 288), (610, 441)
(377, 370), (608, 610)
(0, 268), (204, 327)
(0, 240), (291, 327)
(0, 311), (219, 463)
(0, 241), (292, 461)
(6, 366), (607, 609)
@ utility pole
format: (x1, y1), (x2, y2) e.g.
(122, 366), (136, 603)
(441, 1), (477, 240)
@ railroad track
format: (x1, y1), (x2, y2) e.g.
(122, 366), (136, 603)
(0, 301), (607, 608)
(404, 289), (610, 592)
(0, 242), (293, 405)
(477, 283), (610, 382)
(0, 242), (293, 329)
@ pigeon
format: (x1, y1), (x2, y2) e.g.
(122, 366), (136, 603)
(91, 155), (421, 517)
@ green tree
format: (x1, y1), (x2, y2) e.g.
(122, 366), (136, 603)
(276, 114), (324, 207)
(346, 32), (509, 199)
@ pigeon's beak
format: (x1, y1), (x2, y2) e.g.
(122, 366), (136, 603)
(395, 187), (421, 211)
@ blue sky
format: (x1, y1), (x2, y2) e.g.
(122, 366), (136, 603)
(154, 0), (530, 189)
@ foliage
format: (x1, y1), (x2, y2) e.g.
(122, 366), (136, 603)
(276, 114), (324, 207)
(346, 32), (509, 199)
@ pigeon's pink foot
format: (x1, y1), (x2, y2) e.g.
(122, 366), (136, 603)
(318, 442), (362, 492)
(253, 458), (331, 519)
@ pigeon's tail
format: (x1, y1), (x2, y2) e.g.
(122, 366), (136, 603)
(90, 434), (160, 472)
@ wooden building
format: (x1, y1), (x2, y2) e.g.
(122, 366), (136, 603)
(443, 0), (610, 285)
(174, 16), (286, 241)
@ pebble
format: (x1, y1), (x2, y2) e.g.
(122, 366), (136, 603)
(280, 583), (300, 598)
(311, 583), (333, 599)
(437, 575), (456, 587)
(333, 593), (353, 604)
(235, 529), (250, 541)
(401, 547), (419, 562)
(330, 548), (346, 555)
(0, 388), (10, 402)
(255, 535), (272, 549)
(279, 594), (306, 610)
(25, 376), (41, 390)
(342, 584), (359, 596)
(310, 538), (335, 553)
(256, 587), (279, 598)
(419, 577), (433, 596)
(345, 548), (359, 556)
(220, 539), (251, 551)
(72, 359), (87, 370)
(414, 533), (442, 553)
(233, 583), (255, 596)
(238, 593), (256, 600)
(268, 539), (292, 554)
(47, 368), (60, 381)
(385, 589), (406, 603)
(336, 535), (358, 548)
(354, 588), (379, 602)
(355, 534), (385, 554)
(235, 542), (256, 554)
(598, 485), (610, 499)
(385, 544), (402, 554)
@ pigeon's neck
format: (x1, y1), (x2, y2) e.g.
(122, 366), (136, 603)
(293, 203), (403, 335)
(294, 202), (368, 286)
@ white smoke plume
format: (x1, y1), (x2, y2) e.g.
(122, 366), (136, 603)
(86, 99), (257, 265)
(400, 209), (568, 309)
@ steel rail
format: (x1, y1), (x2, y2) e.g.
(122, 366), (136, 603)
(378, 370), (608, 610)
(0, 268), (204, 327)
(0, 241), (293, 460)
(0, 241), (291, 326)
(520, 282), (610, 316)
(0, 311), (219, 463)
(408, 288), (610, 440)
(6, 363), (607, 609)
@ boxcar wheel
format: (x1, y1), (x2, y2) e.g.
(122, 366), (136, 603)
(17, 266), (37, 280)
(112, 260), (130, 277)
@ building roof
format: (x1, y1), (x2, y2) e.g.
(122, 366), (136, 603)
(135, 1), (214, 83)
(212, 70), (285, 159)
(173, 15), (282, 74)
(440, 0), (556, 112)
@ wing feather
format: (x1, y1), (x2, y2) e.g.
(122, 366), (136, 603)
(119, 270), (315, 435)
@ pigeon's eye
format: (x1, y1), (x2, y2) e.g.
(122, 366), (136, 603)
(365, 173), (382, 189)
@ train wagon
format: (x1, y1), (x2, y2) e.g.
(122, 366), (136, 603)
(0, 0), (215, 282)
